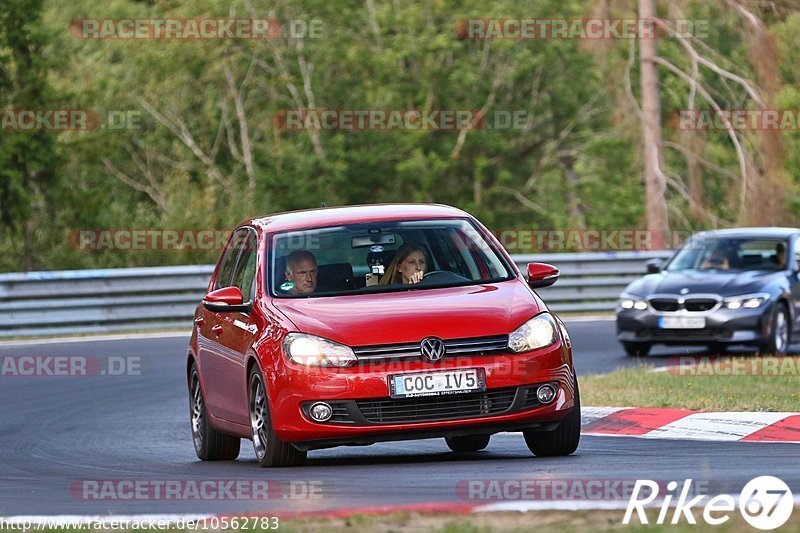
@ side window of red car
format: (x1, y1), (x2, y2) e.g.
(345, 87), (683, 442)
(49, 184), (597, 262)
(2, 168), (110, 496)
(214, 229), (247, 290)
(230, 230), (258, 302)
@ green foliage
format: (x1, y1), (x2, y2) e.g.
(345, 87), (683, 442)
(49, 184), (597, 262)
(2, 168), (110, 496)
(0, 0), (798, 271)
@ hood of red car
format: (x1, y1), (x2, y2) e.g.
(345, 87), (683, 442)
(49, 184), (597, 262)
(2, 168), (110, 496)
(272, 280), (541, 346)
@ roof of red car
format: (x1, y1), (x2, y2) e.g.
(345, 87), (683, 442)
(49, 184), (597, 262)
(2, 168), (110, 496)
(242, 204), (472, 233)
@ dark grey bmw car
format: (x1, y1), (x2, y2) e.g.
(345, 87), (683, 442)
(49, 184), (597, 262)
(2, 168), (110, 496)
(617, 228), (800, 356)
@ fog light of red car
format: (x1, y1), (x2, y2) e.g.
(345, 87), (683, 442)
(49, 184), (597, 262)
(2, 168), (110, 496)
(309, 402), (333, 422)
(536, 384), (557, 404)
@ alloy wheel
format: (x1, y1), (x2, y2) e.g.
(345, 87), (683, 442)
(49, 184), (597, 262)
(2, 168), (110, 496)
(249, 374), (268, 460)
(775, 308), (789, 354)
(190, 373), (204, 452)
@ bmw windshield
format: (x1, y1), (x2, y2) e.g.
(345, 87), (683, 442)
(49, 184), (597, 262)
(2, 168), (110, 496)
(270, 219), (514, 297)
(667, 237), (788, 272)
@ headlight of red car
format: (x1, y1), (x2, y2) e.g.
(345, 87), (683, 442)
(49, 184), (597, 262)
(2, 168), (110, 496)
(282, 332), (358, 367)
(508, 312), (559, 353)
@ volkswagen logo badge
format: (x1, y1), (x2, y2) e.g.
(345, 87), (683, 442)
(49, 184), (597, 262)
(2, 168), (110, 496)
(420, 337), (446, 363)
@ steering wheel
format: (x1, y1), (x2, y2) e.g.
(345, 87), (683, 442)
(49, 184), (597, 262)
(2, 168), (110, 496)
(417, 270), (470, 286)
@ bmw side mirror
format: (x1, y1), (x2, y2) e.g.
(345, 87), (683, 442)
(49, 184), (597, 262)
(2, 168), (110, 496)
(646, 258), (663, 274)
(526, 262), (559, 289)
(202, 286), (251, 313)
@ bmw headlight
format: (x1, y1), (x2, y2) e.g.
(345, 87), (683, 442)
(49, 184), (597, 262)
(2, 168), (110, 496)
(723, 293), (770, 310)
(282, 333), (357, 367)
(619, 293), (648, 310)
(508, 312), (559, 353)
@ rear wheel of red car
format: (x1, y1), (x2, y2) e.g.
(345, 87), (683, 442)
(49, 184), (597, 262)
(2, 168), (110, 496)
(248, 367), (307, 467)
(622, 342), (650, 357)
(189, 363), (241, 461)
(523, 376), (581, 457)
(445, 434), (491, 452)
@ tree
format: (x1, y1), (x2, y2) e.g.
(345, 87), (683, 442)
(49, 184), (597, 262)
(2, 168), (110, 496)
(0, 0), (61, 270)
(639, 0), (670, 236)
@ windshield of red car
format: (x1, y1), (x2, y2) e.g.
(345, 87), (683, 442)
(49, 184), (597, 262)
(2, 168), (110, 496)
(269, 218), (514, 297)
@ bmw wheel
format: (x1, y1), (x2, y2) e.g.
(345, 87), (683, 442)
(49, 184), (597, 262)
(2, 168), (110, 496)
(622, 342), (651, 357)
(759, 303), (790, 356)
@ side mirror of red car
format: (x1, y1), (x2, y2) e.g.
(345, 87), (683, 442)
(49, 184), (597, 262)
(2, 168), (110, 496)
(526, 262), (559, 289)
(202, 286), (250, 313)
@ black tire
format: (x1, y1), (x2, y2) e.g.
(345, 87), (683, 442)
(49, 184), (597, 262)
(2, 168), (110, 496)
(622, 342), (651, 357)
(523, 376), (581, 457)
(759, 302), (790, 356)
(707, 343), (728, 355)
(248, 366), (307, 467)
(445, 434), (491, 452)
(189, 363), (241, 461)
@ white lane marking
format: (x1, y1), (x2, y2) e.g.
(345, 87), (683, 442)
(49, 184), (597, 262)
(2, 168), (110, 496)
(1, 514), (214, 526)
(643, 412), (797, 441)
(475, 501), (631, 511)
(475, 495), (800, 513)
(581, 406), (630, 424)
(5, 495), (800, 520)
(0, 331), (190, 347)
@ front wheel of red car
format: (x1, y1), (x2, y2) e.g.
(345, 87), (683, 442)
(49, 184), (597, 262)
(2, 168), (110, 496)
(249, 367), (307, 467)
(523, 377), (581, 457)
(445, 434), (491, 452)
(189, 363), (241, 461)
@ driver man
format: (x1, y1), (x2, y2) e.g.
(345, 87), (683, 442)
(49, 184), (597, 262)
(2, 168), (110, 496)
(700, 247), (730, 270)
(284, 250), (318, 294)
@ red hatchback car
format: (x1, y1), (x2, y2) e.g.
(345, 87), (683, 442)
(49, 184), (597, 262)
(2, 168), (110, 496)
(187, 204), (580, 467)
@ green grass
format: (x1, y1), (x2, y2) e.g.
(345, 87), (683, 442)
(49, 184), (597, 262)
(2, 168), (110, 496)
(582, 357), (800, 411)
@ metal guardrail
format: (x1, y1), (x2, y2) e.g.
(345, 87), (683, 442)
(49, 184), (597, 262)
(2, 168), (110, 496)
(0, 251), (673, 338)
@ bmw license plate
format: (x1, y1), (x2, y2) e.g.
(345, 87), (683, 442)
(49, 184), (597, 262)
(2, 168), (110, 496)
(389, 368), (486, 399)
(659, 316), (706, 329)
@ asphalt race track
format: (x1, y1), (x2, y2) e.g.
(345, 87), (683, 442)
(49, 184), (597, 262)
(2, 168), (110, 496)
(1, 319), (798, 516)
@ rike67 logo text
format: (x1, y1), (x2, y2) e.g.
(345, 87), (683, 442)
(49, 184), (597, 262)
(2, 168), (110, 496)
(624, 477), (793, 530)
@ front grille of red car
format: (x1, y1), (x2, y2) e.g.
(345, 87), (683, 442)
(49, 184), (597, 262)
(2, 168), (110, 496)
(352, 335), (509, 363)
(303, 384), (555, 425)
(356, 387), (518, 423)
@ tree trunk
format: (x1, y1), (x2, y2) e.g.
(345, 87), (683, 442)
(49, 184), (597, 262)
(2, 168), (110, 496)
(639, 0), (669, 242)
(561, 154), (586, 228)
